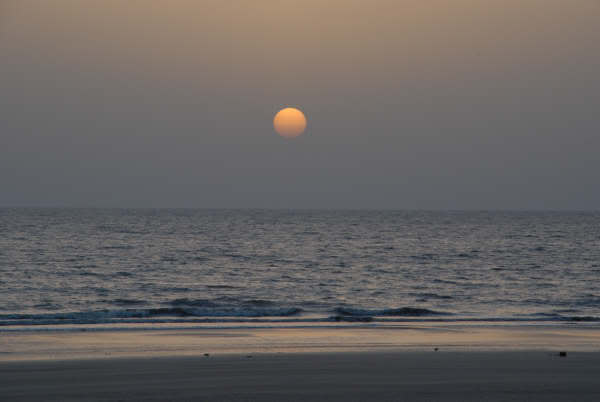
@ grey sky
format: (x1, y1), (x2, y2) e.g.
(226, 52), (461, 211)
(1, 0), (599, 209)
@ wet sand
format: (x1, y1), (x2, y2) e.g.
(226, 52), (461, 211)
(2, 325), (600, 400)
(4, 324), (600, 360)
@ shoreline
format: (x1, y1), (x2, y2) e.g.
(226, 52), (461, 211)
(3, 324), (600, 400)
(3, 323), (600, 362)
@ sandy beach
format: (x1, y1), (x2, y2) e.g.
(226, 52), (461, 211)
(2, 351), (600, 401)
(2, 325), (600, 401)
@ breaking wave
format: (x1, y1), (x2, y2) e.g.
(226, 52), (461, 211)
(0, 304), (304, 326)
(333, 307), (451, 317)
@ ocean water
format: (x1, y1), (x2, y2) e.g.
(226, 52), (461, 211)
(1, 208), (599, 329)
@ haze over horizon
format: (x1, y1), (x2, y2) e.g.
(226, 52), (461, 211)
(1, 0), (599, 210)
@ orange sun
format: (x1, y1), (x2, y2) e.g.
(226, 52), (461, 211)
(273, 107), (307, 138)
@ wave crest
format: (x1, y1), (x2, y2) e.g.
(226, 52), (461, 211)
(333, 307), (450, 317)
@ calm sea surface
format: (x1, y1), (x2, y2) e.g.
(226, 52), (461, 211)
(1, 209), (599, 329)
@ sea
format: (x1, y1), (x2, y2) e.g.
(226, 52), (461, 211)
(1, 208), (599, 331)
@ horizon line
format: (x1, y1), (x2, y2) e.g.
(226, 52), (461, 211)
(0, 205), (598, 213)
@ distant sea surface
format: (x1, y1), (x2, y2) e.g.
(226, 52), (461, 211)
(1, 209), (599, 329)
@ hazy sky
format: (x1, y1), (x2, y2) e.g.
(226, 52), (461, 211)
(1, 0), (599, 209)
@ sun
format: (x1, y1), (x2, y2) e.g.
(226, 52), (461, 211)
(273, 107), (307, 138)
